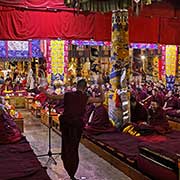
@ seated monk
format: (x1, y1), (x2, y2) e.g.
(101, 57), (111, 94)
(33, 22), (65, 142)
(130, 95), (148, 123)
(122, 96), (150, 136)
(1, 79), (13, 95)
(135, 87), (148, 102)
(142, 88), (164, 108)
(14, 81), (25, 91)
(163, 90), (180, 118)
(148, 99), (170, 134)
(122, 99), (170, 136)
(0, 97), (22, 144)
(84, 103), (115, 134)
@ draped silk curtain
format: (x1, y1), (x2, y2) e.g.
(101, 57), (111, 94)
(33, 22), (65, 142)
(0, 0), (66, 9)
(129, 1), (180, 45)
(0, 7), (111, 40)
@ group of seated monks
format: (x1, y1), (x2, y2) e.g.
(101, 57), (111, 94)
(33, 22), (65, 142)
(125, 81), (180, 136)
(82, 80), (179, 136)
(129, 95), (171, 136)
(0, 78), (26, 95)
(130, 81), (180, 118)
(33, 79), (180, 136)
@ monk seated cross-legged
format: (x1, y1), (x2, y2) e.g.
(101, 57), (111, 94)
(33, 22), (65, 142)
(123, 99), (171, 136)
(0, 97), (22, 144)
(84, 103), (115, 135)
(163, 90), (180, 118)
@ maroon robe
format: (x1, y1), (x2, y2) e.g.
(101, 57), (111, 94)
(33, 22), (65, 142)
(14, 83), (24, 91)
(131, 102), (148, 123)
(0, 106), (22, 144)
(148, 107), (170, 134)
(84, 104), (115, 134)
(83, 104), (94, 125)
(164, 96), (179, 117)
(143, 94), (164, 108)
(60, 90), (88, 179)
(136, 89), (148, 102)
(0, 84), (13, 95)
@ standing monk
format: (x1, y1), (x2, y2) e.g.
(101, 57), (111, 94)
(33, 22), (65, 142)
(41, 78), (104, 180)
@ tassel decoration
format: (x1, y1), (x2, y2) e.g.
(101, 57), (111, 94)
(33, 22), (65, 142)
(134, 0), (141, 16)
(131, 0), (134, 12)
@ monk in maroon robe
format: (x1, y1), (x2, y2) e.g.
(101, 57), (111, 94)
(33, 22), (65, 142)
(130, 95), (148, 123)
(135, 87), (148, 102)
(148, 100), (170, 134)
(142, 88), (164, 108)
(14, 81), (25, 91)
(42, 78), (105, 180)
(163, 91), (179, 118)
(0, 97), (22, 144)
(84, 103), (115, 134)
(0, 79), (13, 95)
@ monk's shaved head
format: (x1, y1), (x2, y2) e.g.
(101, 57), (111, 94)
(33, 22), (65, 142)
(77, 79), (87, 91)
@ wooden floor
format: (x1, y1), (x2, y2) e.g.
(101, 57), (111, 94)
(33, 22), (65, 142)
(20, 108), (132, 180)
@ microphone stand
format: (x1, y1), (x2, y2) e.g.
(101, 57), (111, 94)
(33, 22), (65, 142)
(37, 103), (61, 167)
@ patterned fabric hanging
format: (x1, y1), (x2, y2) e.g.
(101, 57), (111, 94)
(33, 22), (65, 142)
(30, 40), (43, 58)
(64, 40), (69, 77)
(165, 45), (177, 77)
(8, 41), (29, 58)
(0, 41), (6, 58)
(50, 40), (65, 76)
(152, 55), (159, 80)
(177, 46), (180, 83)
(165, 45), (177, 90)
(64, 0), (161, 13)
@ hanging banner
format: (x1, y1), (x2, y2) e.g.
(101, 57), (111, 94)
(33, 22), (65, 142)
(30, 40), (43, 58)
(130, 43), (158, 49)
(165, 45), (177, 90)
(50, 40), (65, 81)
(177, 46), (180, 83)
(64, 40), (69, 77)
(40, 40), (48, 59)
(160, 45), (166, 83)
(0, 41), (6, 58)
(165, 45), (177, 76)
(8, 41), (29, 58)
(152, 55), (159, 79)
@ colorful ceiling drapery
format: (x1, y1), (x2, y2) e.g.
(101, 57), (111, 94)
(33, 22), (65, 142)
(64, 0), (163, 12)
